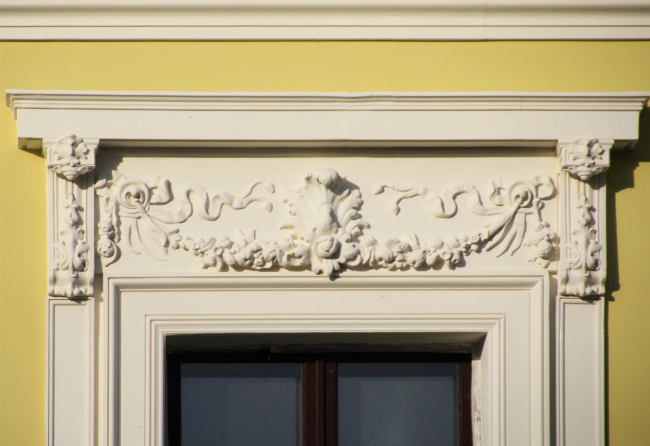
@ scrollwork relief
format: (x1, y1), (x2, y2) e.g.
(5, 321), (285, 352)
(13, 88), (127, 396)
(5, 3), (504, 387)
(557, 138), (611, 297)
(45, 134), (98, 298)
(560, 186), (606, 297)
(95, 171), (275, 263)
(97, 169), (557, 276)
(375, 175), (558, 261)
(50, 195), (91, 297)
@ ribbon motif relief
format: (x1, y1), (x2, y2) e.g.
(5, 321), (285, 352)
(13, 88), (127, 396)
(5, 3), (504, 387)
(96, 169), (557, 276)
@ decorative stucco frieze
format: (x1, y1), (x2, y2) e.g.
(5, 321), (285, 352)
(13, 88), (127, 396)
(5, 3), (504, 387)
(557, 138), (613, 297)
(45, 135), (99, 298)
(97, 168), (557, 276)
(95, 171), (275, 264)
(375, 175), (558, 264)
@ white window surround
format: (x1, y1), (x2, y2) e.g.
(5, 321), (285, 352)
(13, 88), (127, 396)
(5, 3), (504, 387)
(6, 90), (649, 446)
(1, 0), (650, 41)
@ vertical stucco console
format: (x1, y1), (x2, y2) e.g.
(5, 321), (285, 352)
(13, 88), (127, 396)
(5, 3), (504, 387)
(7, 90), (648, 446)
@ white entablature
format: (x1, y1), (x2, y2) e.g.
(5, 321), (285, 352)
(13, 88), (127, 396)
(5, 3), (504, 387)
(6, 90), (649, 446)
(2, 0), (650, 41)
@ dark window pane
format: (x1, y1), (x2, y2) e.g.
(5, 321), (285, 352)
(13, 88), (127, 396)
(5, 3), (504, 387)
(338, 362), (458, 446)
(180, 363), (302, 446)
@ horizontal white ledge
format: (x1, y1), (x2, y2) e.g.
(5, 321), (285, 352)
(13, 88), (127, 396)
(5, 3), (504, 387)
(106, 272), (548, 291)
(7, 90), (648, 149)
(1, 0), (649, 40)
(8, 91), (649, 114)
(2, 26), (650, 41)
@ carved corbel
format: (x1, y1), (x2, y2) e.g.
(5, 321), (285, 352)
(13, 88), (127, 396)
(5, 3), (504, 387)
(557, 138), (613, 297)
(45, 135), (99, 298)
(46, 134), (98, 181)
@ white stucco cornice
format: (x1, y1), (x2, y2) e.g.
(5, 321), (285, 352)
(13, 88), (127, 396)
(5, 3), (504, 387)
(7, 90), (649, 150)
(1, 0), (650, 41)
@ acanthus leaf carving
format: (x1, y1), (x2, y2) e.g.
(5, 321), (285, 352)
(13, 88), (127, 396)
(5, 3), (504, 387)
(558, 138), (611, 182)
(280, 169), (368, 275)
(45, 135), (97, 298)
(560, 192), (606, 297)
(46, 135), (99, 181)
(557, 138), (610, 297)
(50, 194), (92, 297)
(98, 169), (557, 277)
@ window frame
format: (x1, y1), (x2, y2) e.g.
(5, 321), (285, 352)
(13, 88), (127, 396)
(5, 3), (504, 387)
(109, 274), (548, 446)
(166, 351), (473, 446)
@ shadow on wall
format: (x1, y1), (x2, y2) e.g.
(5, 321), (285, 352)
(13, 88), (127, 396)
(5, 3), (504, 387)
(603, 106), (649, 446)
(606, 107), (650, 299)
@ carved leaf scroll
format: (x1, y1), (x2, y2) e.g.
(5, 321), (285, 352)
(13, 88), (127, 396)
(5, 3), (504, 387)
(97, 169), (557, 277)
(557, 138), (611, 297)
(50, 195), (91, 297)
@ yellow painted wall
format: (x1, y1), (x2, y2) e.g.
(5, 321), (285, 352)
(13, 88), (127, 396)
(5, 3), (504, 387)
(1, 42), (649, 446)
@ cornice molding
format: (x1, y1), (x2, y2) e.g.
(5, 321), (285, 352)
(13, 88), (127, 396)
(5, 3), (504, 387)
(8, 91), (649, 115)
(1, 0), (649, 41)
(7, 91), (649, 150)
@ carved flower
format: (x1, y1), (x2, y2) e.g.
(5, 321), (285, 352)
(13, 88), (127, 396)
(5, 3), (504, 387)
(217, 230), (275, 270)
(315, 235), (341, 259)
(98, 219), (115, 238)
(52, 135), (88, 166)
(360, 235), (394, 267)
(524, 221), (558, 268)
(97, 238), (116, 258)
(281, 169), (368, 276)
(191, 239), (210, 256)
(378, 237), (410, 270)
(424, 238), (446, 267)
(96, 218), (118, 265)
(440, 239), (464, 267)
(456, 234), (481, 255)
(309, 229), (360, 276)
(169, 234), (184, 250)
(569, 138), (603, 167)
(406, 249), (427, 268)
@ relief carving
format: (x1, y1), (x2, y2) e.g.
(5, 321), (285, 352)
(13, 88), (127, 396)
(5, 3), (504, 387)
(558, 138), (610, 182)
(375, 176), (558, 264)
(95, 171), (275, 263)
(46, 135), (98, 181)
(45, 135), (98, 298)
(557, 138), (611, 297)
(50, 195), (92, 297)
(97, 169), (557, 276)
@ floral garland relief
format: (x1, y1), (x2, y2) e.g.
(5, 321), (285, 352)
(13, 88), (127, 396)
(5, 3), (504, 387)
(96, 169), (557, 276)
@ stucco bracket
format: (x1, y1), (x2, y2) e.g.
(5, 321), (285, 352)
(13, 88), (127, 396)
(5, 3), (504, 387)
(557, 138), (612, 298)
(45, 135), (99, 298)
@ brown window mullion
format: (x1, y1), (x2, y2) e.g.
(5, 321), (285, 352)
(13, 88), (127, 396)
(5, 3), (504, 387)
(303, 360), (326, 446)
(459, 360), (473, 446)
(324, 361), (338, 446)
